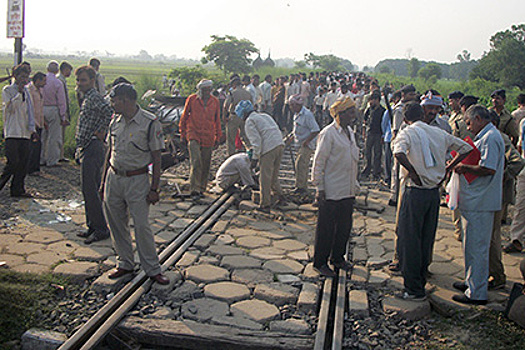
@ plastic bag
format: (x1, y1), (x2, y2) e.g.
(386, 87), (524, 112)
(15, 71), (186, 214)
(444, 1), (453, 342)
(446, 172), (460, 210)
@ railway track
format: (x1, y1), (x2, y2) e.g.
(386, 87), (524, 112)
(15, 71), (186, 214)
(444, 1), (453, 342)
(58, 190), (236, 350)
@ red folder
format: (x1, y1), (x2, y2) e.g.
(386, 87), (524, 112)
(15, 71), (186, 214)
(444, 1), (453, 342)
(450, 136), (480, 184)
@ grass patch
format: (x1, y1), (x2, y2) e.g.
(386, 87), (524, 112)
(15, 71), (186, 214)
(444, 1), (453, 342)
(425, 309), (525, 350)
(0, 270), (70, 349)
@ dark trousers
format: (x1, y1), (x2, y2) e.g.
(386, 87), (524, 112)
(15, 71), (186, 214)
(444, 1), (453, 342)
(273, 103), (284, 130)
(362, 133), (382, 178)
(314, 197), (354, 268)
(81, 139), (109, 235)
(397, 187), (440, 296)
(384, 141), (392, 186)
(27, 128), (42, 174)
(0, 138), (30, 196)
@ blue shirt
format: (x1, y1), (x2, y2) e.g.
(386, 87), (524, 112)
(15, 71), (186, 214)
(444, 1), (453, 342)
(293, 106), (320, 149)
(381, 110), (392, 143)
(459, 122), (504, 212)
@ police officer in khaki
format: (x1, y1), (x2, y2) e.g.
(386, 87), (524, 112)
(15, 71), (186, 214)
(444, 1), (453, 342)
(101, 83), (169, 285)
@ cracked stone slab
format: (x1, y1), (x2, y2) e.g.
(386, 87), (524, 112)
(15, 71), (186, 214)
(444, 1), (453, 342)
(236, 236), (271, 249)
(7, 242), (46, 255)
(181, 298), (229, 322)
(73, 247), (114, 262)
(349, 290), (369, 316)
(177, 251), (200, 267)
(216, 234), (234, 245)
(297, 282), (319, 313)
(228, 228), (259, 238)
(272, 239), (307, 251)
(282, 222), (311, 233)
(54, 261), (99, 282)
(194, 234), (216, 249)
(211, 220), (229, 233)
(254, 283), (299, 306)
(286, 250), (309, 261)
(220, 255), (262, 269)
(185, 264), (229, 284)
(170, 218), (193, 230)
(247, 221), (280, 231)
(263, 259), (304, 274)
(47, 241), (80, 256)
(0, 254), (24, 268)
(269, 319), (311, 335)
(301, 263), (319, 279)
(255, 230), (293, 240)
(210, 316), (263, 330)
(428, 262), (463, 276)
(231, 299), (280, 323)
(382, 296), (431, 320)
(169, 281), (202, 303)
(250, 247), (286, 260)
(231, 269), (274, 287)
(204, 282), (251, 303)
(368, 271), (390, 285)
(207, 244), (245, 256)
(24, 230), (64, 244)
(26, 251), (67, 266)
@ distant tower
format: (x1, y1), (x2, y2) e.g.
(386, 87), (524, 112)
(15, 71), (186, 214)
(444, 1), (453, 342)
(263, 51), (275, 67)
(253, 52), (264, 69)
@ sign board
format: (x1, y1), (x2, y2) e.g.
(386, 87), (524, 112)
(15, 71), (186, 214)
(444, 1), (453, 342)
(6, 0), (24, 38)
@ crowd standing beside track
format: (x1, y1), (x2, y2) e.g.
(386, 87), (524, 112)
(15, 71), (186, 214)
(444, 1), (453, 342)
(2, 61), (525, 339)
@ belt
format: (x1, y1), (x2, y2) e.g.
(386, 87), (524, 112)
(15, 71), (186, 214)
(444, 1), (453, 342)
(110, 164), (148, 177)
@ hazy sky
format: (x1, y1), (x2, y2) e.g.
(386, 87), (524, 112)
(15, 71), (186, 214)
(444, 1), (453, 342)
(1, 0), (524, 68)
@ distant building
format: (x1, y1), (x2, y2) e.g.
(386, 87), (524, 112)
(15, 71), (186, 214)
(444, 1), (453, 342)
(253, 51), (275, 69)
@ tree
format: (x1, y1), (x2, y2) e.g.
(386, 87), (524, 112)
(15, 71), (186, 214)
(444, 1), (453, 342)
(137, 50), (152, 61)
(470, 24), (525, 89)
(457, 50), (471, 62)
(304, 53), (354, 71)
(378, 65), (392, 74)
(201, 35), (258, 74)
(169, 65), (207, 95)
(418, 63), (442, 80)
(407, 58), (420, 78)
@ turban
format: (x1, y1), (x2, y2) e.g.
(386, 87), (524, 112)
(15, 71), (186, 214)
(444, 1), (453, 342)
(329, 96), (356, 118)
(288, 94), (304, 105)
(235, 100), (254, 119)
(197, 79), (213, 89)
(420, 91), (443, 107)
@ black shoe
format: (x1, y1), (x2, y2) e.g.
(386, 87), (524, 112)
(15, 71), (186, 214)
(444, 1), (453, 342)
(332, 260), (352, 271)
(85, 233), (109, 244)
(488, 280), (506, 290)
(77, 228), (94, 238)
(452, 294), (487, 305)
(11, 192), (32, 198)
(395, 291), (427, 302)
(452, 281), (468, 292)
(314, 264), (336, 278)
(388, 199), (397, 207)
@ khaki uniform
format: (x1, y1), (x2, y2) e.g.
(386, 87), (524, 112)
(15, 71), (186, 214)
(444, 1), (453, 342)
(103, 107), (165, 276)
(224, 87), (253, 155)
(493, 107), (519, 143)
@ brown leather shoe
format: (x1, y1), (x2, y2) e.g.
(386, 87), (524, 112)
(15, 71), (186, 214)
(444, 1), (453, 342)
(150, 273), (170, 285)
(108, 268), (133, 279)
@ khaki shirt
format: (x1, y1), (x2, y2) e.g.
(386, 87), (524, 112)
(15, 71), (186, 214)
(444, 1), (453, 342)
(449, 111), (474, 140)
(224, 87), (253, 117)
(493, 107), (519, 142)
(108, 107), (164, 171)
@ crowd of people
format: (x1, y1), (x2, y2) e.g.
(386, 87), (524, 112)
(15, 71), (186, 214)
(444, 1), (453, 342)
(2, 63), (525, 306)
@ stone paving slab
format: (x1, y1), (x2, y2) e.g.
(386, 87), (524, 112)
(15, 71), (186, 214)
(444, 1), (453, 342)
(254, 283), (299, 306)
(210, 316), (263, 330)
(231, 299), (280, 323)
(220, 255), (262, 269)
(263, 259), (304, 274)
(185, 264), (230, 284)
(53, 261), (99, 282)
(382, 296), (432, 320)
(181, 298), (230, 322)
(204, 281), (251, 303)
(231, 269), (274, 287)
(236, 235), (271, 249)
(250, 247), (286, 260)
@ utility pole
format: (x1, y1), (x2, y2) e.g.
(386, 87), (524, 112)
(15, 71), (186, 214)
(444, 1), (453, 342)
(7, 0), (25, 66)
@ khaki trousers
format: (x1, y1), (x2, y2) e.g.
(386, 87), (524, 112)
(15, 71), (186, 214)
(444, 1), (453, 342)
(42, 106), (62, 166)
(103, 170), (161, 276)
(510, 170), (525, 244)
(259, 145), (284, 208)
(295, 145), (313, 189)
(226, 115), (249, 156)
(489, 209), (506, 284)
(189, 140), (212, 193)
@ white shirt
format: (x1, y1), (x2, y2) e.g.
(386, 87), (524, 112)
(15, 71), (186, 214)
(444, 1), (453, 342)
(259, 81), (272, 106)
(312, 121), (359, 201)
(392, 121), (472, 189)
(244, 83), (257, 104)
(2, 83), (34, 139)
(215, 153), (255, 187)
(323, 91), (338, 111)
(244, 112), (284, 160)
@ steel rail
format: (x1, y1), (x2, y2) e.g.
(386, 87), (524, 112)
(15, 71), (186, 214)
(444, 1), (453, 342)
(58, 190), (234, 350)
